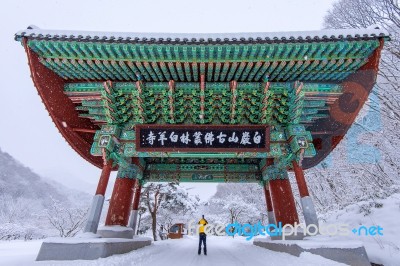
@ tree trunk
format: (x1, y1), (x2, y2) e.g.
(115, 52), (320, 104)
(230, 212), (235, 238)
(151, 212), (158, 241)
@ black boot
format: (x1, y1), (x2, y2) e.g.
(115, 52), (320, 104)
(198, 249), (201, 255)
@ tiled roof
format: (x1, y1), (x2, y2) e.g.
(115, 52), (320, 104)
(15, 25), (390, 44)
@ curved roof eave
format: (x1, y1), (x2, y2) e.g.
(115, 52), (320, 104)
(15, 25), (390, 44)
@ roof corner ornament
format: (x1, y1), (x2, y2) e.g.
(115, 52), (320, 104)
(27, 25), (39, 30)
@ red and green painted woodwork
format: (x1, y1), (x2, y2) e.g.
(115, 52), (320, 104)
(292, 160), (319, 232)
(84, 159), (114, 234)
(261, 161), (318, 229)
(144, 163), (261, 183)
(24, 38), (380, 83)
(263, 181), (276, 226)
(259, 123), (319, 229)
(16, 28), (386, 172)
(90, 123), (314, 183)
(89, 120), (315, 183)
(94, 128), (291, 160)
(75, 79), (319, 167)
(67, 79), (322, 176)
(65, 81), (337, 127)
(259, 124), (314, 177)
(259, 158), (301, 226)
(105, 162), (143, 227)
(128, 181), (143, 235)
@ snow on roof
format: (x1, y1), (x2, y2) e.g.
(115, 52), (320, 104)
(15, 25), (390, 44)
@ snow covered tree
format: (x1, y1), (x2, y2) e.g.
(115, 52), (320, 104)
(140, 183), (199, 241)
(157, 186), (199, 229)
(45, 198), (88, 237)
(0, 195), (44, 240)
(324, 0), (400, 91)
(206, 184), (264, 226)
(0, 194), (34, 224)
(297, 0), (400, 218)
(210, 195), (251, 224)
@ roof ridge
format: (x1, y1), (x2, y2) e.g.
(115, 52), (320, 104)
(15, 26), (390, 43)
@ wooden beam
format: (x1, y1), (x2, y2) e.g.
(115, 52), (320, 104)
(200, 74), (205, 123)
(168, 80), (175, 122)
(72, 128), (97, 134)
(230, 80), (237, 123)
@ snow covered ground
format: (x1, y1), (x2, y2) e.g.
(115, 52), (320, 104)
(1, 193), (400, 266)
(0, 240), (43, 266)
(0, 236), (347, 266)
(321, 192), (400, 266)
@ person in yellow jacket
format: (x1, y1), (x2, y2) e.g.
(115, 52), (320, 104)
(198, 215), (208, 255)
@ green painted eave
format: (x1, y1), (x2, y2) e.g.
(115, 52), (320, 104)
(27, 39), (379, 82)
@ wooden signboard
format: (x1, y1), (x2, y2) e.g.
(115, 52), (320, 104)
(135, 125), (270, 152)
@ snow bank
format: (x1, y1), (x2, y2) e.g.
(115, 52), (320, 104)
(322, 192), (400, 266)
(254, 235), (364, 249)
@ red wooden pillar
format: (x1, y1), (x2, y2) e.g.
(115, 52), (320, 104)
(105, 177), (137, 226)
(96, 160), (113, 195)
(269, 179), (299, 226)
(84, 159), (113, 233)
(293, 161), (309, 197)
(263, 183), (276, 225)
(129, 183), (142, 234)
(132, 183), (142, 211)
(263, 184), (273, 212)
(293, 161), (319, 230)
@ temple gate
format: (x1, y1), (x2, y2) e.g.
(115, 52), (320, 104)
(15, 26), (388, 239)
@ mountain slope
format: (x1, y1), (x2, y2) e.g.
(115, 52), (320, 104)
(0, 148), (91, 239)
(0, 148), (68, 207)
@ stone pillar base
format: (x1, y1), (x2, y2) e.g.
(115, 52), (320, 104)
(97, 225), (134, 239)
(270, 231), (306, 240)
(301, 196), (319, 231)
(128, 210), (139, 234)
(83, 195), (105, 233)
(254, 238), (370, 266)
(36, 236), (152, 261)
(267, 211), (276, 226)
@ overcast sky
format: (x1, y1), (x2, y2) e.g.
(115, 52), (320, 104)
(0, 0), (336, 200)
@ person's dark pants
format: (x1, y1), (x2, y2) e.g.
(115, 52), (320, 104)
(198, 233), (207, 254)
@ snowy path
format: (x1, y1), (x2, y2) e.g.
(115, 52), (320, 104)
(90, 236), (345, 266)
(0, 236), (347, 266)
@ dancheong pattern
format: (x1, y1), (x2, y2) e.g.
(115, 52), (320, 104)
(15, 26), (388, 183)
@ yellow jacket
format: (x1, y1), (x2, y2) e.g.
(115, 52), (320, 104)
(198, 218), (208, 234)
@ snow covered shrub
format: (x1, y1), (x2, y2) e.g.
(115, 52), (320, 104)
(0, 223), (44, 240)
(45, 198), (88, 237)
(0, 223), (23, 240)
(358, 201), (383, 216)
